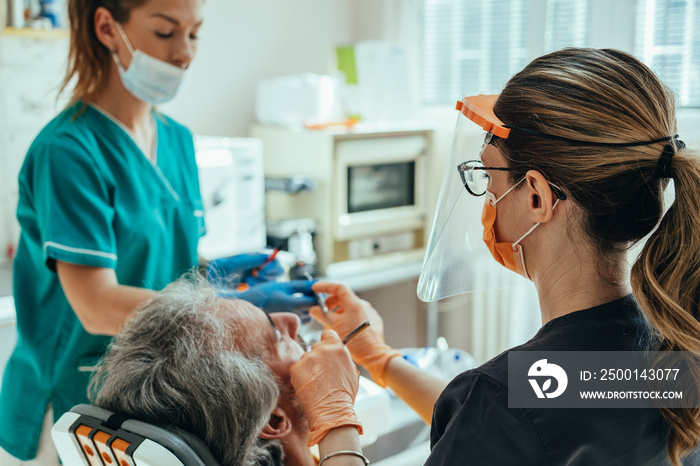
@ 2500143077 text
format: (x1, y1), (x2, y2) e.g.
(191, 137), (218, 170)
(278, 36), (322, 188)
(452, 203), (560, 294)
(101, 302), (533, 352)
(595, 368), (680, 381)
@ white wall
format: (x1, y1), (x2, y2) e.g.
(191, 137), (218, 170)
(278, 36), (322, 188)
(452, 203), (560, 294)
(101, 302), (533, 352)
(160, 0), (386, 137)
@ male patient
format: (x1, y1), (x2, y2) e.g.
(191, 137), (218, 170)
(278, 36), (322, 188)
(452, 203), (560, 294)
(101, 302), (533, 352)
(90, 275), (315, 466)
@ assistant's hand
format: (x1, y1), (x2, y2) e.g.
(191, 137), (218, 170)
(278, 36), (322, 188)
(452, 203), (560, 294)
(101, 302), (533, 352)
(220, 280), (317, 314)
(311, 282), (401, 387)
(207, 252), (284, 286)
(290, 329), (362, 447)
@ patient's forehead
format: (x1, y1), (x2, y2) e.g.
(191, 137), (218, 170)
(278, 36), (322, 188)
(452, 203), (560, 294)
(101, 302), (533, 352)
(218, 299), (276, 354)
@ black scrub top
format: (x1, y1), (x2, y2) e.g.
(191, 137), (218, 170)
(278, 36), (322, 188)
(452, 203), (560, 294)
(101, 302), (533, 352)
(426, 295), (676, 466)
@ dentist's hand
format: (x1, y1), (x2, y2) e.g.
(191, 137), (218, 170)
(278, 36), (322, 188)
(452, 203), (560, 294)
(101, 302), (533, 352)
(310, 282), (401, 387)
(290, 329), (362, 447)
(219, 280), (317, 314)
(207, 252), (284, 287)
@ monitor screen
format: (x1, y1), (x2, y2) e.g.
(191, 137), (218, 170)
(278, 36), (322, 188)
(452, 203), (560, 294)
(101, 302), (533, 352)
(347, 161), (415, 214)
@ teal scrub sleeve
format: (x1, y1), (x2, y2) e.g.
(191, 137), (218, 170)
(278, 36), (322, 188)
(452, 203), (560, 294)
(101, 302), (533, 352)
(33, 137), (117, 272)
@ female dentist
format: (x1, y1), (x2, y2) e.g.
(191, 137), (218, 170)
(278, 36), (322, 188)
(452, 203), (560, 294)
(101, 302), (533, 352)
(0, 0), (314, 464)
(290, 48), (700, 466)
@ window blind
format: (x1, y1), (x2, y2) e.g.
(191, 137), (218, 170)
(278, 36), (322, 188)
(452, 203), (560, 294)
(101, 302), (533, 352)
(420, 0), (592, 105)
(636, 0), (700, 106)
(421, 0), (531, 105)
(545, 0), (590, 52)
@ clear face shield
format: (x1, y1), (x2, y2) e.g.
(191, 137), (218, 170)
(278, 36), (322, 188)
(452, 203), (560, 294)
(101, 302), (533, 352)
(417, 95), (530, 302)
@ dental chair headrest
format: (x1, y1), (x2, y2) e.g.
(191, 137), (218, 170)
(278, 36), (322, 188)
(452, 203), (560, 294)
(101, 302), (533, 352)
(51, 404), (221, 466)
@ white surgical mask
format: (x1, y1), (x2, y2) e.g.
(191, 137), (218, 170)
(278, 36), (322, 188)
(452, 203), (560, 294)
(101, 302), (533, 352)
(113, 23), (187, 104)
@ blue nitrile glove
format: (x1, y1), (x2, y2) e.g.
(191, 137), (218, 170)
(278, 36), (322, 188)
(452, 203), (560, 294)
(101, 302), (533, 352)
(207, 252), (284, 287)
(220, 280), (318, 315)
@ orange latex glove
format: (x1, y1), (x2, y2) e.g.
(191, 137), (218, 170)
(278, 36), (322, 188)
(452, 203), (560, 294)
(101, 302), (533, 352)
(310, 282), (401, 388)
(289, 329), (363, 447)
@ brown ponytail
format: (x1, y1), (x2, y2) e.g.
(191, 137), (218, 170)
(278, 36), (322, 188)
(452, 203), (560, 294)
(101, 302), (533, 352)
(493, 48), (700, 465)
(631, 149), (700, 463)
(60, 0), (148, 104)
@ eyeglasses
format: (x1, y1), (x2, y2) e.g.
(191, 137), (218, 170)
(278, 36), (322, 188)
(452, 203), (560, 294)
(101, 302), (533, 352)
(457, 160), (511, 197)
(457, 160), (568, 200)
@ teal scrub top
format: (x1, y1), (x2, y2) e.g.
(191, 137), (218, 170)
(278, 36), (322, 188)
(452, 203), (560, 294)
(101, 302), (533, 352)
(0, 102), (206, 460)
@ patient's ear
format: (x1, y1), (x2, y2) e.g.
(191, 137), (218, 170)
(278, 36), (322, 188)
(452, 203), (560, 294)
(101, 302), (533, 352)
(259, 405), (293, 439)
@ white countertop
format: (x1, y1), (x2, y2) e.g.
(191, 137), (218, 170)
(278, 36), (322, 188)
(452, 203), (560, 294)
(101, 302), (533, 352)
(0, 296), (16, 326)
(323, 250), (424, 293)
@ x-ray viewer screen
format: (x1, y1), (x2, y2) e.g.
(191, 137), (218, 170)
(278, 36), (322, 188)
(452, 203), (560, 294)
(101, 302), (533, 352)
(347, 162), (415, 214)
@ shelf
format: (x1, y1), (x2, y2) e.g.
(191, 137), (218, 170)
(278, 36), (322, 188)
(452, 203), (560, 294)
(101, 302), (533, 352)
(323, 250), (425, 292)
(1, 26), (68, 38)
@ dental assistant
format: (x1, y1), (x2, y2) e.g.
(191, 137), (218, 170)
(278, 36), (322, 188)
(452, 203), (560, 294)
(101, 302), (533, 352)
(290, 48), (700, 466)
(0, 0), (313, 463)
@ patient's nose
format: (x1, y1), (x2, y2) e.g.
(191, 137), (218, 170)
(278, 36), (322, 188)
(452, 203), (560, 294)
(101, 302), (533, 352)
(271, 313), (300, 340)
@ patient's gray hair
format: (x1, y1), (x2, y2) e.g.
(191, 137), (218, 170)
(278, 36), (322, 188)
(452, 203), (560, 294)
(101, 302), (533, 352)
(90, 274), (283, 466)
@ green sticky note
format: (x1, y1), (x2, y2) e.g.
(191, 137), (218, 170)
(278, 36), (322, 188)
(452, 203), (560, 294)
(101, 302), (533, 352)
(336, 45), (358, 85)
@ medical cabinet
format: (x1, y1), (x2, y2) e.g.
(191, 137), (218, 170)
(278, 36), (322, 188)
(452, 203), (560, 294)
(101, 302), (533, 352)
(251, 124), (433, 277)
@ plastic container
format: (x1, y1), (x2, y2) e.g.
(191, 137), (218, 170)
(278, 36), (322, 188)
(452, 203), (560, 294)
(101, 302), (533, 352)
(8, 0), (26, 27)
(39, 0), (64, 27)
(255, 73), (344, 128)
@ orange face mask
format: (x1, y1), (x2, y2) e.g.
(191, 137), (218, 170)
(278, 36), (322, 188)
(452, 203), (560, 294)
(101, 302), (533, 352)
(481, 180), (561, 280)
